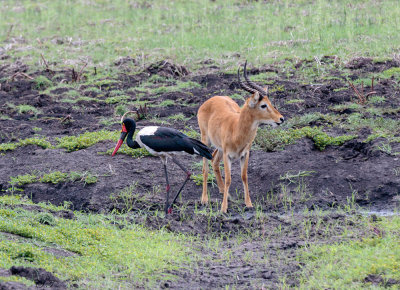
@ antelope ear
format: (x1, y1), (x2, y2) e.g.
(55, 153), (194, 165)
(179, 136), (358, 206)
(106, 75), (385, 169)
(249, 91), (261, 108)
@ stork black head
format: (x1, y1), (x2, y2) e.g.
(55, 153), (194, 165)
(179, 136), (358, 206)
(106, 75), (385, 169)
(112, 118), (137, 156)
(122, 118), (136, 133)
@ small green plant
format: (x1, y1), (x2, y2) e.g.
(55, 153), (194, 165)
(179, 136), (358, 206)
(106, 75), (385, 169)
(82, 172), (98, 184)
(153, 86), (169, 94)
(191, 172), (216, 186)
(279, 170), (315, 184)
(286, 113), (322, 128)
(36, 212), (57, 226)
(159, 100), (175, 107)
(57, 130), (118, 152)
(249, 72), (278, 82)
(34, 75), (53, 90)
(104, 145), (151, 158)
(285, 99), (305, 105)
(9, 174), (38, 186)
(67, 90), (80, 97)
(84, 87), (102, 94)
(190, 161), (217, 186)
(40, 171), (69, 184)
(381, 67), (400, 79)
(333, 87), (348, 92)
(109, 182), (139, 213)
(167, 113), (190, 122)
(105, 95), (130, 104)
(114, 104), (128, 116)
(0, 114), (12, 120)
(255, 126), (357, 151)
(375, 142), (395, 155)
(176, 80), (201, 89)
(9, 171), (99, 186)
(368, 96), (385, 104)
(109, 89), (125, 96)
(147, 74), (168, 83)
(182, 127), (201, 139)
(0, 137), (53, 152)
(17, 105), (41, 115)
(330, 103), (362, 112)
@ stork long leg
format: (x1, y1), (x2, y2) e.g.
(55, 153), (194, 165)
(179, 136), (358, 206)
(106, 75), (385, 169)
(166, 157), (191, 212)
(162, 159), (171, 215)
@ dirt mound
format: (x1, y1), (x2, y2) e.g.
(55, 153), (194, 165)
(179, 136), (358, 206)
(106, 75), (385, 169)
(146, 60), (190, 77)
(364, 274), (400, 287)
(345, 57), (398, 72)
(10, 266), (66, 289)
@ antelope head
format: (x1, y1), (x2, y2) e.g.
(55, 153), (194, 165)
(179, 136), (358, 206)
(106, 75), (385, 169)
(238, 61), (284, 127)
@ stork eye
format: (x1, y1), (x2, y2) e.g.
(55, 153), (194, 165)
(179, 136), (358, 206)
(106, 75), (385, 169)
(260, 104), (268, 109)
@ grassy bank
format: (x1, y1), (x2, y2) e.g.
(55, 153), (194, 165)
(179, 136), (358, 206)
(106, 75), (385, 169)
(0, 195), (193, 288)
(1, 0), (400, 70)
(299, 215), (400, 288)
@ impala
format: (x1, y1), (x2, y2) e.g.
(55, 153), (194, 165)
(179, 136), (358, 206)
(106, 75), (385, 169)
(197, 61), (284, 213)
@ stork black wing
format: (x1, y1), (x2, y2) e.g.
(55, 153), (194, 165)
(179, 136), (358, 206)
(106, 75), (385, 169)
(139, 127), (212, 159)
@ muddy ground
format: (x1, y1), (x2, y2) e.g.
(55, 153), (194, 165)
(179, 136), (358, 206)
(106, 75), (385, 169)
(0, 57), (399, 288)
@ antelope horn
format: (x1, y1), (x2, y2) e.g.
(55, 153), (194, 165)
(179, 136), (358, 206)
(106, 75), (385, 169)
(237, 66), (257, 94)
(243, 60), (268, 97)
(120, 110), (137, 123)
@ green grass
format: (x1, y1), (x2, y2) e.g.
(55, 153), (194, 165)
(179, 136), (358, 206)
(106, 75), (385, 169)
(299, 216), (400, 288)
(330, 103), (363, 112)
(0, 195), (193, 288)
(159, 100), (175, 107)
(285, 99), (305, 105)
(255, 126), (357, 151)
(104, 145), (151, 158)
(368, 96), (386, 105)
(56, 129), (119, 152)
(249, 72), (278, 82)
(1, 0), (400, 70)
(16, 105), (41, 115)
(9, 171), (98, 186)
(167, 113), (190, 122)
(0, 137), (53, 152)
(105, 95), (130, 104)
(380, 67), (400, 79)
(34, 75), (53, 90)
(344, 114), (400, 136)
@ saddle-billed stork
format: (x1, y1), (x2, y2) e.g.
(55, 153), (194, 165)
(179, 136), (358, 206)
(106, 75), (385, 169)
(112, 112), (213, 214)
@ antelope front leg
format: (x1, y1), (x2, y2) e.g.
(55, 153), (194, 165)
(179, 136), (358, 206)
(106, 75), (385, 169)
(211, 149), (225, 194)
(240, 151), (253, 208)
(221, 153), (232, 213)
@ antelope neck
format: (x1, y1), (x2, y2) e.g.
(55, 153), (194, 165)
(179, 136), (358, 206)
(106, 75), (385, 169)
(234, 105), (258, 145)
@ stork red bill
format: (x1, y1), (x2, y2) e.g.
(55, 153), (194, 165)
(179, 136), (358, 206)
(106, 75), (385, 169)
(112, 139), (124, 156)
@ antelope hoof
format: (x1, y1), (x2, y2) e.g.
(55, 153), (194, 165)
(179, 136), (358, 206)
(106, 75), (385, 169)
(220, 205), (228, 213)
(201, 197), (208, 205)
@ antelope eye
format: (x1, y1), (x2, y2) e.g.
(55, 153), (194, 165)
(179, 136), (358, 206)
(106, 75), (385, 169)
(260, 104), (267, 109)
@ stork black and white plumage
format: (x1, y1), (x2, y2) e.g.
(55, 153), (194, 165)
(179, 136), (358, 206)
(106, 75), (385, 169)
(112, 117), (213, 214)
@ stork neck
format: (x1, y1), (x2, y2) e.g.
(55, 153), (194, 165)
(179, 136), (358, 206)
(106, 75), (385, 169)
(126, 130), (139, 149)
